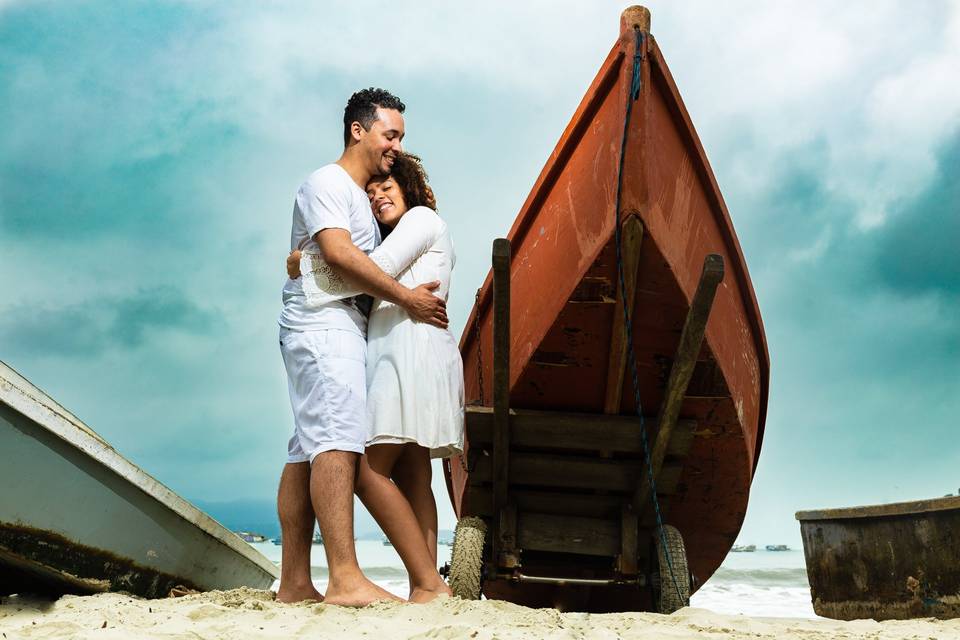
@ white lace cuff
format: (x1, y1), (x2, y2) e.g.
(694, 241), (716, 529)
(299, 249), (360, 308)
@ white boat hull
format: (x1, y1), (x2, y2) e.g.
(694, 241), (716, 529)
(0, 361), (279, 597)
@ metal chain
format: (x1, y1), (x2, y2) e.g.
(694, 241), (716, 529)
(615, 26), (687, 607)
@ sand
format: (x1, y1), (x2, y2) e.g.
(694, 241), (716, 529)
(2, 588), (958, 639)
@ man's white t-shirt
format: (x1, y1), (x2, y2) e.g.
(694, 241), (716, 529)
(279, 164), (380, 335)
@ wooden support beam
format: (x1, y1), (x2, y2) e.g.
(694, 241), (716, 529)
(604, 216), (644, 414)
(466, 406), (696, 456)
(491, 238), (515, 564)
(633, 254), (724, 511)
(619, 503), (639, 575)
(518, 513), (620, 557)
(471, 453), (684, 495)
(469, 488), (626, 520)
(499, 504), (519, 568)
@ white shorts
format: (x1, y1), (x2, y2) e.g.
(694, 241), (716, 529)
(279, 327), (367, 462)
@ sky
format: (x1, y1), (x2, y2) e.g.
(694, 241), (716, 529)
(1, 0), (958, 547)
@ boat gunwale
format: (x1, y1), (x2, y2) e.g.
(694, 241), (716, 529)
(796, 495), (960, 522)
(0, 360), (279, 580)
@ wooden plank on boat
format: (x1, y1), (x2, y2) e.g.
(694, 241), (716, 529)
(491, 237), (516, 562)
(640, 496), (672, 529)
(684, 359), (730, 398)
(518, 513), (620, 557)
(634, 254), (723, 511)
(471, 452), (683, 495)
(796, 495), (960, 521)
(466, 406), (696, 456)
(619, 503), (639, 574)
(568, 277), (616, 304)
(469, 488), (626, 519)
(604, 215), (644, 414)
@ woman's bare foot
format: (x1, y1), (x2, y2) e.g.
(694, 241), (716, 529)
(323, 578), (401, 607)
(408, 581), (453, 604)
(276, 582), (324, 604)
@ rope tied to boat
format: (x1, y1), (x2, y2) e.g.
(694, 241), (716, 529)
(613, 26), (688, 607)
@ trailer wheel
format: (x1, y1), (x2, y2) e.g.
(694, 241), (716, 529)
(653, 525), (691, 614)
(448, 517), (486, 600)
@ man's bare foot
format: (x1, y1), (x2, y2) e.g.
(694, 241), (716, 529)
(324, 579), (401, 607)
(408, 582), (453, 604)
(276, 583), (324, 604)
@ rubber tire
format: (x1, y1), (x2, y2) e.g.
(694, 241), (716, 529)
(448, 517), (486, 600)
(654, 524), (691, 614)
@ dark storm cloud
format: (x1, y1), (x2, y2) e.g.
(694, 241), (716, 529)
(0, 0), (241, 241)
(743, 133), (960, 379)
(871, 133), (960, 299)
(0, 287), (218, 357)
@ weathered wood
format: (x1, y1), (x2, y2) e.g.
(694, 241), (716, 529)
(796, 495), (960, 521)
(619, 504), (639, 575)
(797, 495), (960, 620)
(518, 513), (620, 557)
(604, 216), (644, 414)
(640, 496), (672, 529)
(568, 277), (616, 304)
(684, 359), (729, 398)
(499, 504), (519, 568)
(471, 453), (684, 495)
(621, 5), (651, 34)
(469, 488), (627, 520)
(491, 237), (513, 561)
(466, 406), (696, 456)
(634, 254), (724, 511)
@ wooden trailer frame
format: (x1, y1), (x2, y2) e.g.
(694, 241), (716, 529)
(456, 234), (724, 604)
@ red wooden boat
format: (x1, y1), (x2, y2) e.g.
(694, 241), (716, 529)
(443, 6), (768, 613)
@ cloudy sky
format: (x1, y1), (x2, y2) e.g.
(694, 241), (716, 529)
(1, 0), (958, 546)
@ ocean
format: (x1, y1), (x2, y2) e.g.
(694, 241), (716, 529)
(249, 542), (817, 618)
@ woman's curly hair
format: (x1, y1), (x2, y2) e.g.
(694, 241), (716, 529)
(384, 152), (437, 211)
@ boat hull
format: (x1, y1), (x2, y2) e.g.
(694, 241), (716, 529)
(797, 497), (960, 620)
(0, 362), (279, 598)
(447, 14), (768, 608)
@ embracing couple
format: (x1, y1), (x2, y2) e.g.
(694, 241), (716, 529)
(275, 88), (463, 606)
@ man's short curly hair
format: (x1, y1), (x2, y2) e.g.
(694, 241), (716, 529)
(343, 88), (405, 147)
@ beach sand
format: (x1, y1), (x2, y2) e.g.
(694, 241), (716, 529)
(2, 588), (959, 639)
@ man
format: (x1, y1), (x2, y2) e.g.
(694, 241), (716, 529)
(276, 88), (447, 606)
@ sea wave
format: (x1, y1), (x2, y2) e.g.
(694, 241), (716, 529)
(705, 567), (810, 588)
(691, 582), (816, 618)
(309, 566), (409, 580)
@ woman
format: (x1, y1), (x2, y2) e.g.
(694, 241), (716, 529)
(288, 152), (463, 596)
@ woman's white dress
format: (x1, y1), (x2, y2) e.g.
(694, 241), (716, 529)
(299, 206), (464, 458)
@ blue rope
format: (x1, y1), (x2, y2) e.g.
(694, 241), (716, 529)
(613, 26), (687, 608)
